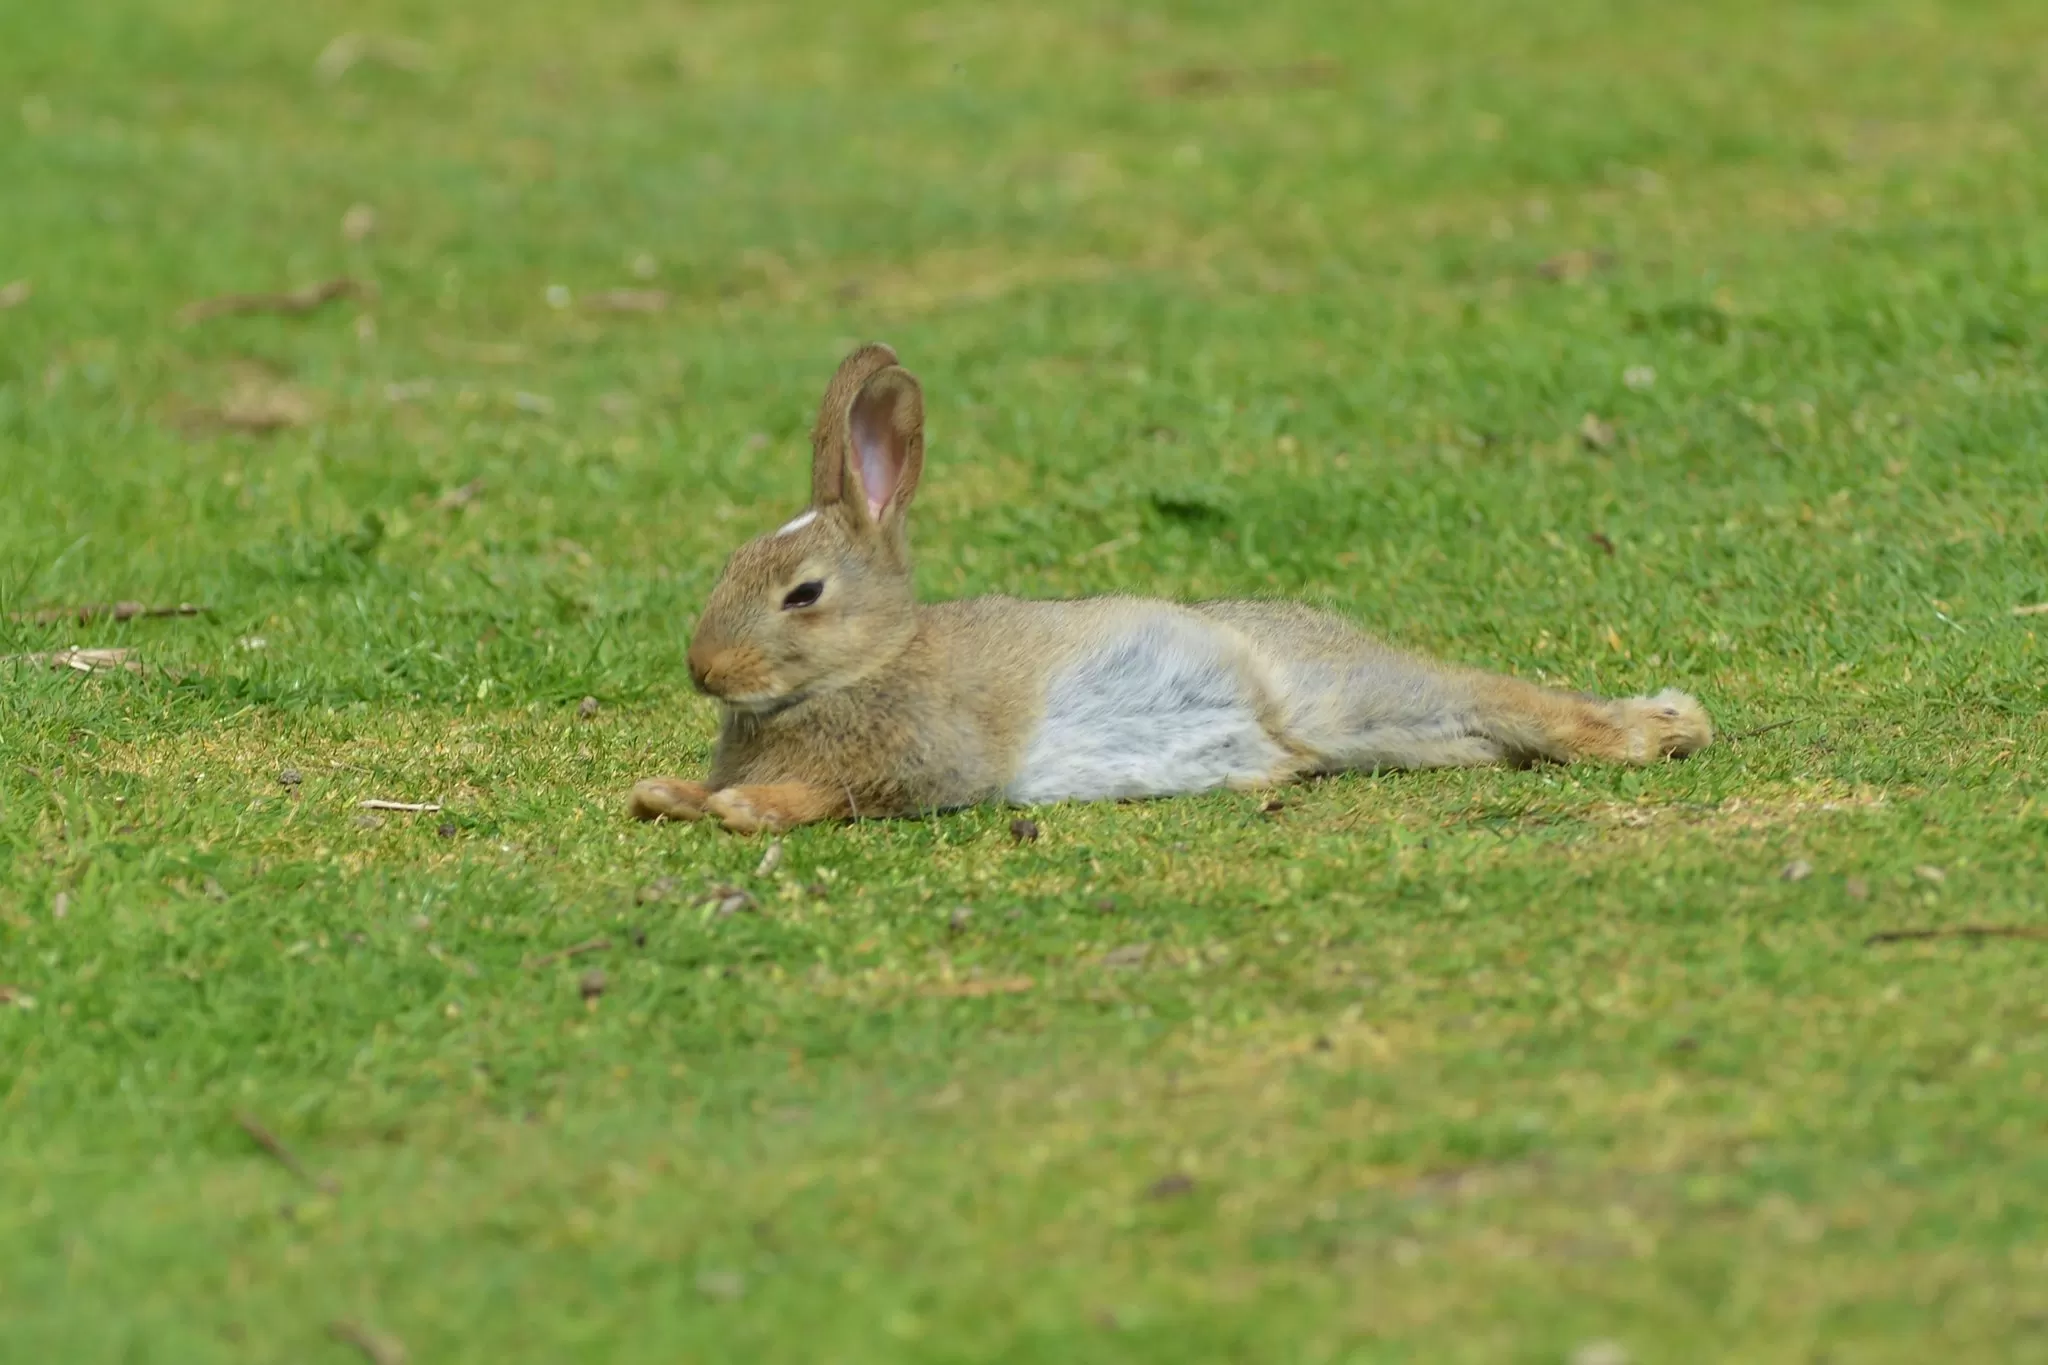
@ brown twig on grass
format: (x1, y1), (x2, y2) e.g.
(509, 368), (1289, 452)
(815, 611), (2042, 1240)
(328, 1320), (407, 1365)
(358, 799), (441, 813)
(7, 602), (205, 626)
(178, 278), (372, 325)
(1865, 924), (2048, 946)
(526, 937), (611, 970)
(234, 1111), (339, 1193)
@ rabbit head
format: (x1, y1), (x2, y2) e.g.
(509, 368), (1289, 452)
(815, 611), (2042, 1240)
(686, 344), (927, 711)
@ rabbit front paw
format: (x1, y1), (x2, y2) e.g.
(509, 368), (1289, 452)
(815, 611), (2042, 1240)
(629, 777), (712, 821)
(705, 782), (844, 834)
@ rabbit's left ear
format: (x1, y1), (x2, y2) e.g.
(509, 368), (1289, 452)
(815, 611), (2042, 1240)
(810, 342), (899, 512)
(845, 364), (924, 532)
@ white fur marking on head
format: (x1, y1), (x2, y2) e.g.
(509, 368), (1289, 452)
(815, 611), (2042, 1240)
(774, 509), (818, 537)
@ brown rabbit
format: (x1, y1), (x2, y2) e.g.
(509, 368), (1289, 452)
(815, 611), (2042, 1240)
(630, 344), (1711, 833)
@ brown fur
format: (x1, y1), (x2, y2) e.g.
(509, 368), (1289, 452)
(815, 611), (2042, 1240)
(631, 346), (1713, 834)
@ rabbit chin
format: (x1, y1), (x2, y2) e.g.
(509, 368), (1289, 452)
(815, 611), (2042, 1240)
(713, 682), (817, 717)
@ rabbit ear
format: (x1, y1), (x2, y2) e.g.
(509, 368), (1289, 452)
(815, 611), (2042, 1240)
(810, 343), (899, 511)
(845, 365), (924, 532)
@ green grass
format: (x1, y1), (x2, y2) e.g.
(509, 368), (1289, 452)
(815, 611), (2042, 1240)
(4, 0), (2047, 1360)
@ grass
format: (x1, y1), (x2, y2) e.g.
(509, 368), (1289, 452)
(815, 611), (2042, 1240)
(3, 0), (2047, 1359)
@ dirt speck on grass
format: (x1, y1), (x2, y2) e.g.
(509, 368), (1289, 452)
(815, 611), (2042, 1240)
(1144, 1172), (1196, 1200)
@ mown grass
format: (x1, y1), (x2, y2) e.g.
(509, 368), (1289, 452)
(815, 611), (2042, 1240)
(3, 0), (2047, 1360)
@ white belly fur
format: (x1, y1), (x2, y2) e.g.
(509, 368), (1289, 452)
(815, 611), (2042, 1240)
(1004, 611), (1289, 803)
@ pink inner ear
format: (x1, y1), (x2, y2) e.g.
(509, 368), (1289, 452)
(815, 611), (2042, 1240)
(853, 416), (895, 519)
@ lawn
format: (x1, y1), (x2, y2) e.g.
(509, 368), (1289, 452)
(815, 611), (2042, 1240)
(3, 0), (2046, 1360)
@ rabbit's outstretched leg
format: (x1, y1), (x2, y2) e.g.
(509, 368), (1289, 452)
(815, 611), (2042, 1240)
(1465, 675), (1713, 764)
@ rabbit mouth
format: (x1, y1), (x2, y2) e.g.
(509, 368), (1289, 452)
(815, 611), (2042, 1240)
(689, 643), (777, 700)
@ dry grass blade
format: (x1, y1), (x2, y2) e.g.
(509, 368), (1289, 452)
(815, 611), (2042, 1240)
(1076, 530), (1142, 562)
(694, 884), (757, 917)
(178, 278), (371, 325)
(2012, 602), (2048, 617)
(425, 336), (527, 364)
(212, 380), (313, 432)
(6, 648), (142, 675)
(1866, 924), (2048, 945)
(527, 937), (611, 969)
(1725, 719), (1796, 742)
(358, 799), (441, 812)
(234, 1111), (339, 1192)
(341, 203), (377, 241)
(9, 602), (205, 626)
(1146, 58), (1342, 98)
(921, 976), (1036, 999)
(580, 289), (670, 314)
(328, 1320), (408, 1365)
(0, 279), (31, 309)
(434, 478), (485, 511)
(1537, 249), (1617, 283)
(314, 32), (432, 83)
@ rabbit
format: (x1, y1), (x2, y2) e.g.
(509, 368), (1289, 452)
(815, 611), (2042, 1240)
(629, 343), (1712, 834)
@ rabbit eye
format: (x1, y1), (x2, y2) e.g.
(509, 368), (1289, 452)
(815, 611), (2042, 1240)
(781, 580), (825, 610)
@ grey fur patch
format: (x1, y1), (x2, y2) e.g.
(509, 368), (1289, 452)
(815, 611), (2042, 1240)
(1006, 614), (1286, 803)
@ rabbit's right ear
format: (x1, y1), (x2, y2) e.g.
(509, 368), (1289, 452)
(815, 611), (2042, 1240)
(811, 343), (900, 511)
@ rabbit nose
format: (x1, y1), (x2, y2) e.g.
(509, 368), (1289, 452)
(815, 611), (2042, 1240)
(686, 642), (718, 695)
